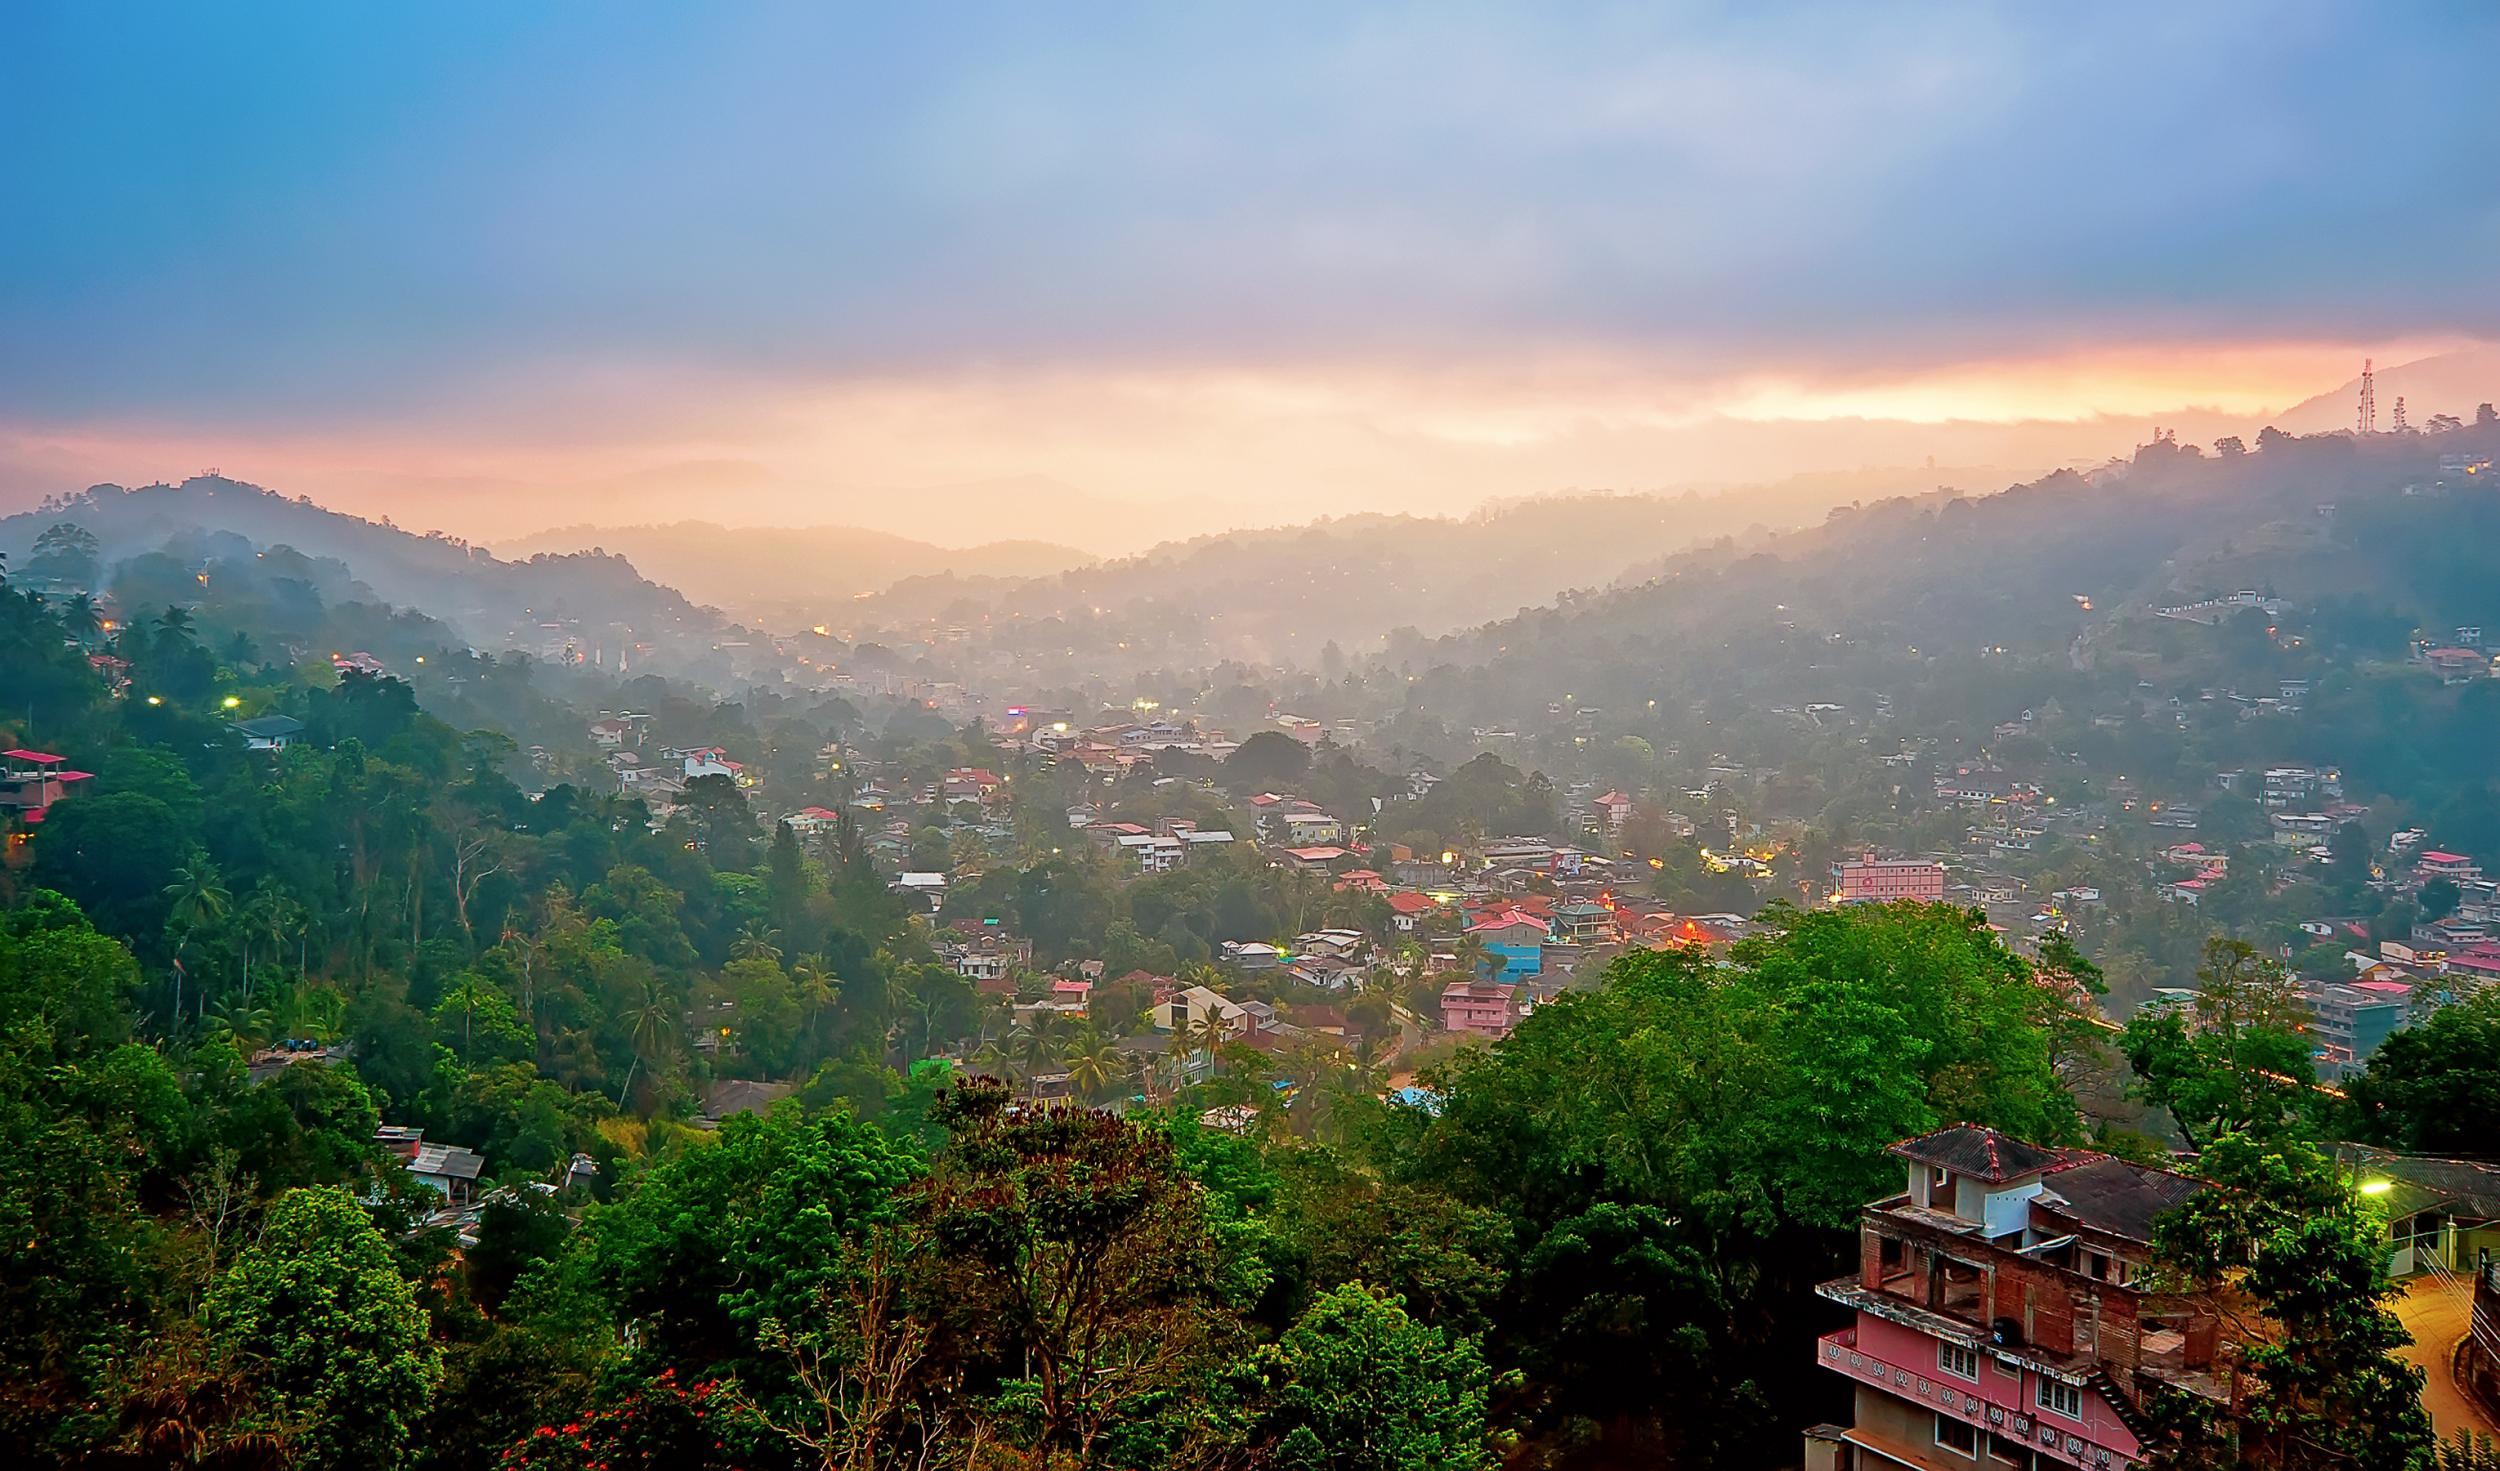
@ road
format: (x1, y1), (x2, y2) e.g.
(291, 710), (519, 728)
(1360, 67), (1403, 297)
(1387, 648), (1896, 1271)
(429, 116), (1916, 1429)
(2396, 1276), (2499, 1439)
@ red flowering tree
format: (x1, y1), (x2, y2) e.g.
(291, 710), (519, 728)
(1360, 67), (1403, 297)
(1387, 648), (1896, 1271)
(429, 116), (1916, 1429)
(497, 1369), (770, 1471)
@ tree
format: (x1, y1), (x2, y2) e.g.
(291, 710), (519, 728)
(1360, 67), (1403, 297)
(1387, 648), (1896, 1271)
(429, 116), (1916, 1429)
(1259, 1285), (1490, 1471)
(1379, 903), (2084, 1461)
(204, 1185), (442, 1470)
(915, 1082), (1240, 1464)
(25, 522), (100, 590)
(576, 1106), (915, 1376)
(2145, 1131), (2432, 1471)
(2343, 989), (2500, 1156)
(2121, 938), (2319, 1151)
(2213, 435), (2247, 457)
(1225, 731), (1312, 793)
(1060, 1023), (1127, 1103)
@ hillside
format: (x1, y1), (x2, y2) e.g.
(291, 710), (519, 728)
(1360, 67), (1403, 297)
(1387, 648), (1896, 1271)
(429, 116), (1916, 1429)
(501, 519), (1094, 621)
(1393, 422), (2500, 742)
(838, 466), (1988, 669)
(0, 476), (776, 686)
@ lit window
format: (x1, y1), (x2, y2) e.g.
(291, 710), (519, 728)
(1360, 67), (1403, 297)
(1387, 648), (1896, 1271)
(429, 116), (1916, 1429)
(1935, 1414), (1979, 1456)
(1939, 1341), (1982, 1380)
(2038, 1378), (2084, 1419)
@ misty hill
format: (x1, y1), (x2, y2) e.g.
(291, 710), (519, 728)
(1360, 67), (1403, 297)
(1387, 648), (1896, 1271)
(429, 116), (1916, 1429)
(0, 476), (762, 680)
(842, 465), (1987, 664)
(2270, 346), (2500, 436)
(501, 519), (1094, 622)
(1399, 419), (2500, 730)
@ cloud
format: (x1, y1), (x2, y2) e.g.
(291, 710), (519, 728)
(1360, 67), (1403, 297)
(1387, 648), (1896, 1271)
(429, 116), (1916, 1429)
(3, 2), (2497, 541)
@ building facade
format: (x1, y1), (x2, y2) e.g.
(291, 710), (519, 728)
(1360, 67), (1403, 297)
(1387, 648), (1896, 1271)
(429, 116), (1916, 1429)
(1805, 1126), (2231, 1471)
(1837, 856), (1949, 905)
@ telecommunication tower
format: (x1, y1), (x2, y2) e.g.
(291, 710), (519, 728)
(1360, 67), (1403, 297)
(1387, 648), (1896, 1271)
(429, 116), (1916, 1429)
(2358, 359), (2377, 434)
(2393, 396), (2408, 431)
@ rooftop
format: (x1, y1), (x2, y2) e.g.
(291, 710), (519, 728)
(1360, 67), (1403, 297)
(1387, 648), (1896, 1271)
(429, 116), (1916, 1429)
(1889, 1123), (2065, 1183)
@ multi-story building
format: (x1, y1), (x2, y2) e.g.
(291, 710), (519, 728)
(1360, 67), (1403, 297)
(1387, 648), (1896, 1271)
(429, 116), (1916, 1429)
(1836, 856), (1949, 905)
(1805, 1126), (2229, 1471)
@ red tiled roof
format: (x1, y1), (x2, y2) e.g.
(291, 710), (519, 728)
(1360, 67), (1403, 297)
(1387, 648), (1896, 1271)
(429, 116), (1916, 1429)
(1385, 893), (1437, 914)
(3, 749), (64, 764)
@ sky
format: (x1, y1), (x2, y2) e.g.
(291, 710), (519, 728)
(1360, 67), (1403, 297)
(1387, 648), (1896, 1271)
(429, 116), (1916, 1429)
(6, 1), (2499, 551)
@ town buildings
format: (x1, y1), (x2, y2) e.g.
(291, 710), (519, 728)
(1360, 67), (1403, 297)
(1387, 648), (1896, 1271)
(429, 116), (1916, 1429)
(1807, 1125), (2226, 1471)
(1836, 856), (1949, 905)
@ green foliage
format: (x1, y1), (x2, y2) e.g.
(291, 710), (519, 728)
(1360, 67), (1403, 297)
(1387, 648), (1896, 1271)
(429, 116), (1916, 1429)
(2145, 1132), (2433, 1471)
(2122, 938), (2322, 1150)
(1260, 1285), (1491, 1471)
(2342, 988), (2500, 1156)
(205, 1185), (443, 1470)
(574, 1106), (917, 1373)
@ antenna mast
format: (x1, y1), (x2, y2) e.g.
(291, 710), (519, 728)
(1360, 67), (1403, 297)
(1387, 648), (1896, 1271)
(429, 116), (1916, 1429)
(2392, 395), (2408, 431)
(2357, 359), (2377, 434)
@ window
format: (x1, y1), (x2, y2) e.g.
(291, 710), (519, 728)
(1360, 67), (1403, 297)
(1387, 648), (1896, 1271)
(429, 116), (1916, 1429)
(1930, 1164), (1953, 1200)
(1988, 1432), (2032, 1466)
(1938, 1341), (1982, 1380)
(2038, 1377), (2084, 1419)
(1935, 1415), (1978, 1456)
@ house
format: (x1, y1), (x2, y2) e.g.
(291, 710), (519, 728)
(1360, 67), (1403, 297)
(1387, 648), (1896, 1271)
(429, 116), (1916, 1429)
(377, 1126), (487, 1206)
(587, 718), (634, 749)
(2337, 1148), (2500, 1280)
(940, 767), (1004, 802)
(1591, 790), (1635, 835)
(1549, 900), (1615, 944)
(1384, 891), (1439, 931)
(1272, 809), (1346, 846)
(1805, 1125), (2225, 1471)
(1178, 828), (1237, 857)
(0, 748), (93, 824)
(1157, 985), (1251, 1039)
(2419, 851), (2484, 884)
(2302, 978), (2412, 1080)
(1834, 855), (1947, 904)
(785, 805), (843, 836)
(943, 927), (1030, 984)
(1221, 940), (1285, 971)
(1466, 908), (1548, 980)
(677, 746), (745, 782)
(230, 715), (306, 753)
(700, 1078), (796, 1125)
(1115, 832), (1185, 872)
(2423, 646), (2489, 683)
(1275, 845), (1350, 872)
(1439, 980), (1521, 1039)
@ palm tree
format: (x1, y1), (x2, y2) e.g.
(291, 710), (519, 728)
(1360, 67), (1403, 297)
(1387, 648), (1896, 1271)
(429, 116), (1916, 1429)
(1452, 931), (1494, 981)
(615, 979), (678, 1108)
(730, 921), (784, 965)
(164, 858), (233, 935)
(206, 995), (276, 1051)
(61, 591), (101, 646)
(163, 858), (232, 1025)
(238, 879), (301, 1007)
(1011, 1011), (1067, 1096)
(1060, 1024), (1126, 1104)
(155, 604), (197, 644)
(1185, 1003), (1234, 1078)
(790, 952), (838, 1056)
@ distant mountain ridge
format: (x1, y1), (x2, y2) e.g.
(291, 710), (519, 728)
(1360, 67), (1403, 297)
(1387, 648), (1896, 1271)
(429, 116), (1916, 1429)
(500, 519), (1094, 622)
(830, 465), (1995, 665)
(0, 476), (763, 681)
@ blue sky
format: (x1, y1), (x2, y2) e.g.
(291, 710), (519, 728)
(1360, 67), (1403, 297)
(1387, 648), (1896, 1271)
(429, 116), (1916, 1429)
(5, 2), (2497, 542)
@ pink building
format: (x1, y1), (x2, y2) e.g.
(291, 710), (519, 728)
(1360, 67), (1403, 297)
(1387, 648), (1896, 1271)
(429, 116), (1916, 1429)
(1439, 980), (1520, 1038)
(1805, 1126), (2231, 1471)
(1836, 855), (1947, 904)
